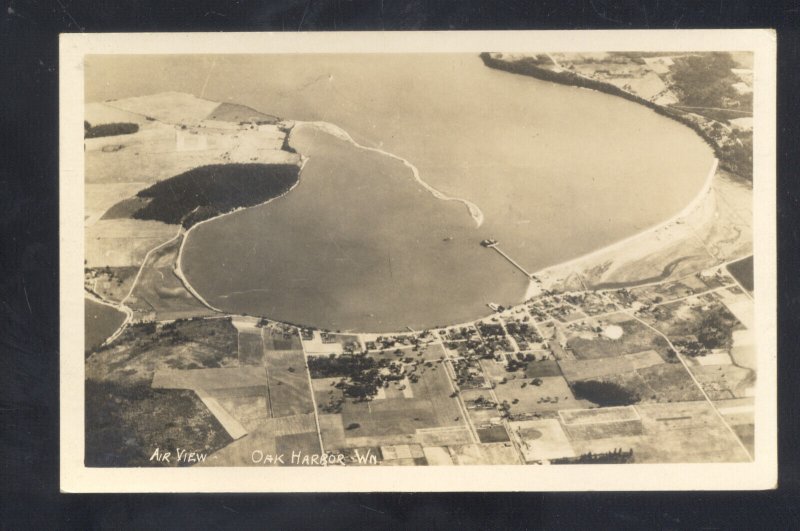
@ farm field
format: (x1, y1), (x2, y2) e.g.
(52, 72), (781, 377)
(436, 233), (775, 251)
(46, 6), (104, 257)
(447, 443), (521, 465)
(312, 348), (466, 450)
(689, 363), (754, 399)
(264, 349), (315, 417)
(565, 315), (672, 361)
(85, 219), (178, 268)
(557, 350), (664, 381)
(201, 413), (320, 466)
(238, 330), (264, 366)
(568, 401), (751, 463)
(714, 397), (755, 456)
(480, 359), (591, 414)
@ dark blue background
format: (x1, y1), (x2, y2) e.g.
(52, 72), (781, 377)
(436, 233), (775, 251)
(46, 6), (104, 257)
(1, 1), (798, 528)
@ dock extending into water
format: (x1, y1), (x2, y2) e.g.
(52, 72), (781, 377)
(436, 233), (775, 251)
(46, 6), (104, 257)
(484, 242), (534, 279)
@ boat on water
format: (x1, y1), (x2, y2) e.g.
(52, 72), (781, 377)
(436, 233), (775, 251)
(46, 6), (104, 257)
(487, 302), (500, 311)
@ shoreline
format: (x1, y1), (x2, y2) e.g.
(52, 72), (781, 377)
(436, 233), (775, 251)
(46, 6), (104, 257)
(169, 131), (721, 336)
(530, 158), (719, 290)
(84, 289), (133, 347)
(174, 161), (305, 315)
(295, 121), (485, 227)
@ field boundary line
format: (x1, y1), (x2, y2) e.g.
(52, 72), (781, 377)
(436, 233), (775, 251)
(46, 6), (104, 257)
(626, 311), (753, 461)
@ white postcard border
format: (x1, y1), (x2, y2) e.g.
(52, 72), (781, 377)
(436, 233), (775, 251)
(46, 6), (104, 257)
(60, 29), (777, 492)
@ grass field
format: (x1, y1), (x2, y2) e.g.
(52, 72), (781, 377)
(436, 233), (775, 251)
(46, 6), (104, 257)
(238, 330), (264, 366)
(206, 102), (279, 124)
(558, 350), (663, 381)
(264, 349), (314, 417)
(566, 316), (672, 361)
(521, 359), (564, 378)
(86, 182), (148, 224)
(85, 219), (179, 268)
(580, 362), (704, 405)
(108, 92), (220, 124)
(126, 236), (215, 321)
(314, 350), (465, 449)
(86, 318), (238, 385)
(559, 405), (640, 424)
(476, 425), (511, 443)
(447, 443), (521, 465)
(714, 397), (755, 456)
(690, 364), (754, 399)
(568, 401), (751, 463)
(481, 360), (591, 414)
(510, 419), (575, 462)
(212, 389), (270, 432)
(200, 413), (319, 466)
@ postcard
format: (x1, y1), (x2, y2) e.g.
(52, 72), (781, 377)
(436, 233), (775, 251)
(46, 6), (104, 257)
(61, 29), (777, 492)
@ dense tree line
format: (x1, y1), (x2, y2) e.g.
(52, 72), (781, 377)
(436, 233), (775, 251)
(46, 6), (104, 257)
(130, 163), (299, 227)
(84, 121), (139, 138)
(670, 53), (738, 108)
(571, 380), (640, 407)
(551, 448), (634, 464)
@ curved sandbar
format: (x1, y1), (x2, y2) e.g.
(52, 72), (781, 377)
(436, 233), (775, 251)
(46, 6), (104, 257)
(297, 121), (485, 227)
(141, 54), (716, 332)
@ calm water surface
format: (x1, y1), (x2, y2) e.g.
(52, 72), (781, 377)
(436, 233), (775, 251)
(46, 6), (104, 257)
(85, 298), (126, 351)
(87, 55), (713, 331)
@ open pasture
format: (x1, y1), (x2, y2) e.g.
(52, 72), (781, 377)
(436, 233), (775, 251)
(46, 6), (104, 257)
(85, 219), (178, 268)
(238, 330), (264, 366)
(558, 350), (663, 381)
(200, 413), (319, 466)
(566, 316), (671, 361)
(568, 401), (752, 463)
(447, 443), (521, 465)
(690, 363), (754, 399)
(264, 349), (315, 417)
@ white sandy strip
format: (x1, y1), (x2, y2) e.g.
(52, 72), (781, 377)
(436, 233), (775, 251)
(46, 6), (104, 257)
(294, 121), (485, 227)
(717, 404), (754, 416)
(534, 157), (719, 281)
(194, 388), (248, 440)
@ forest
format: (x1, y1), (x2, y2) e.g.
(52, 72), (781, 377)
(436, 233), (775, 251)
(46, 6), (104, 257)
(130, 163), (300, 227)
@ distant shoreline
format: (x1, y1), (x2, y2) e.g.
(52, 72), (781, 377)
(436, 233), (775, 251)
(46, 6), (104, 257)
(479, 52), (748, 182)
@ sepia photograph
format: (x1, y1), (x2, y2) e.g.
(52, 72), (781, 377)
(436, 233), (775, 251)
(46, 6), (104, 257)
(60, 30), (777, 491)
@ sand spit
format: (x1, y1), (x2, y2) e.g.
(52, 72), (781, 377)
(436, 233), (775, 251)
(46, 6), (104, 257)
(532, 158), (723, 292)
(293, 121), (485, 227)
